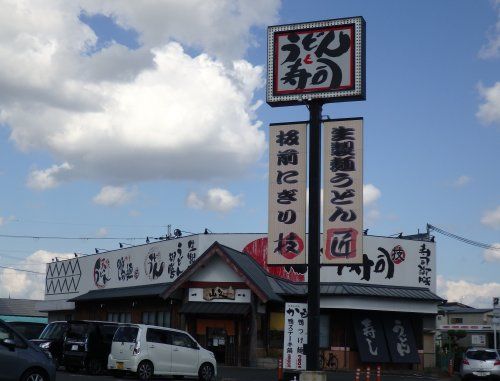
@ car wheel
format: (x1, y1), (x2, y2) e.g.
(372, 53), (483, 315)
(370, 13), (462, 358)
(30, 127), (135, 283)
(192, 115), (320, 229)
(21, 369), (47, 381)
(86, 358), (103, 375)
(137, 361), (154, 381)
(198, 363), (214, 381)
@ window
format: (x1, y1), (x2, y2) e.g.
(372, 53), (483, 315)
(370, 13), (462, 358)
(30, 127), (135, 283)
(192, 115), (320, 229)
(450, 317), (463, 324)
(107, 312), (131, 323)
(113, 326), (139, 343)
(146, 328), (168, 344)
(100, 324), (120, 343)
(319, 314), (330, 348)
(142, 310), (170, 327)
(170, 331), (198, 349)
(0, 323), (25, 348)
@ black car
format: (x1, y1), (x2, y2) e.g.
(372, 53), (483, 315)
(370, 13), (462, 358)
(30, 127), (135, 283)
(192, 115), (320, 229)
(31, 321), (68, 369)
(63, 320), (121, 375)
(8, 322), (47, 340)
(0, 319), (56, 381)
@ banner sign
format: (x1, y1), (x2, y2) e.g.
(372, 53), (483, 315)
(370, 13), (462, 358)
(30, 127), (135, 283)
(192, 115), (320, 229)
(322, 118), (363, 264)
(267, 17), (365, 107)
(353, 314), (390, 363)
(268, 122), (307, 265)
(383, 317), (420, 363)
(283, 302), (308, 370)
(202, 286), (235, 301)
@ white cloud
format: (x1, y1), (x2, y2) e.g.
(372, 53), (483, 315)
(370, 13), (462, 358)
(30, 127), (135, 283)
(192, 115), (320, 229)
(26, 162), (73, 190)
(93, 186), (136, 206)
(186, 188), (243, 213)
(481, 205), (500, 229)
(477, 82), (500, 126)
(479, 0), (500, 59)
(437, 274), (500, 308)
(0, 1), (275, 188)
(0, 250), (73, 299)
(363, 184), (381, 206)
(484, 243), (500, 262)
(81, 0), (280, 61)
(452, 175), (471, 188)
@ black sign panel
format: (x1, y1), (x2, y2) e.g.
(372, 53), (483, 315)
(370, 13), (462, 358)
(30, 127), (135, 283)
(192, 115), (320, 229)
(353, 314), (390, 363)
(383, 317), (420, 363)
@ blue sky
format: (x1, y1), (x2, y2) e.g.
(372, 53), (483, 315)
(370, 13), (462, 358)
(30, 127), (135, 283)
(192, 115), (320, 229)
(0, 0), (499, 306)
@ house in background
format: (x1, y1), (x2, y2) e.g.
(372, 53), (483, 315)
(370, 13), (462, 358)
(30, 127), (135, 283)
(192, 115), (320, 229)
(0, 298), (48, 323)
(436, 302), (496, 348)
(0, 298), (48, 339)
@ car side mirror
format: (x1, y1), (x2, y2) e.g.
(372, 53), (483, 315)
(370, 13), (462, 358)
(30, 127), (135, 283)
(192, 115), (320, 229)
(1, 338), (16, 350)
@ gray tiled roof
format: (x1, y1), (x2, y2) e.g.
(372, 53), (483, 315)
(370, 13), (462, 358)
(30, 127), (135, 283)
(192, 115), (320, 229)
(0, 298), (47, 317)
(69, 283), (169, 302)
(217, 244), (283, 302)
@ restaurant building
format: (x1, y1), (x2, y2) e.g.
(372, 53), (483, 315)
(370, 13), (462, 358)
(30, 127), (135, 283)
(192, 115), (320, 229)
(39, 232), (442, 370)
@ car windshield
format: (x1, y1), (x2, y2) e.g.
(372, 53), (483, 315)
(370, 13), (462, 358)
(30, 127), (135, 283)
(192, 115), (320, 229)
(113, 326), (138, 343)
(66, 322), (90, 340)
(466, 350), (497, 361)
(39, 322), (67, 340)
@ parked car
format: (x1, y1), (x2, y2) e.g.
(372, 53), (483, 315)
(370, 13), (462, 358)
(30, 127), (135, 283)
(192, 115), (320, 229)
(108, 324), (216, 381)
(8, 322), (47, 340)
(0, 319), (56, 381)
(63, 320), (121, 375)
(460, 347), (500, 379)
(31, 321), (68, 369)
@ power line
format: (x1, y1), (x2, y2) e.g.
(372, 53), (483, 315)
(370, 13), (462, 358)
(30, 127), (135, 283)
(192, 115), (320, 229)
(0, 265), (44, 275)
(9, 218), (170, 228)
(0, 234), (146, 240)
(427, 223), (500, 251)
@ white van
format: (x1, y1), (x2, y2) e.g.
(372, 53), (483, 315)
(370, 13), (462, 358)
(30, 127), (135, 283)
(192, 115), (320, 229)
(108, 324), (216, 381)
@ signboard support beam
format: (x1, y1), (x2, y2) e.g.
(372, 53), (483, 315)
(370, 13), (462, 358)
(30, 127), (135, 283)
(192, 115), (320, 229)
(306, 99), (323, 371)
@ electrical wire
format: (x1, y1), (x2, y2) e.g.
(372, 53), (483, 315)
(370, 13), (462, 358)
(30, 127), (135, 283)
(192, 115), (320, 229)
(0, 265), (44, 275)
(427, 223), (500, 251)
(0, 234), (146, 240)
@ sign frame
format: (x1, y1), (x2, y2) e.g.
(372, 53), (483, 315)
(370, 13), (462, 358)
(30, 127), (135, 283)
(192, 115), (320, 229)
(267, 16), (366, 107)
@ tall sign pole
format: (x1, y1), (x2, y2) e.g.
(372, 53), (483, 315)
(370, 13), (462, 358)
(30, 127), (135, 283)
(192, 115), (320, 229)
(267, 17), (366, 374)
(307, 100), (323, 370)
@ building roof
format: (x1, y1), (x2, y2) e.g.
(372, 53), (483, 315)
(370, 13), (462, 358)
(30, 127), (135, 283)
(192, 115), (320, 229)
(0, 298), (47, 318)
(69, 283), (169, 302)
(160, 242), (284, 303)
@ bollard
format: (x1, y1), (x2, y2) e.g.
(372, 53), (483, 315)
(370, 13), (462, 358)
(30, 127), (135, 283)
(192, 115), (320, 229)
(277, 358), (283, 381)
(376, 365), (381, 381)
(448, 358), (454, 376)
(355, 368), (361, 381)
(365, 366), (371, 381)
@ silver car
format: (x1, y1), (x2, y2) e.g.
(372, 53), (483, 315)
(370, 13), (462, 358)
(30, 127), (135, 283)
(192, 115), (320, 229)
(460, 347), (500, 379)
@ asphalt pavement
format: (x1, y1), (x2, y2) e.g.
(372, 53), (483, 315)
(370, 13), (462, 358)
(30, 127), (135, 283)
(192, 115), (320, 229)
(56, 367), (460, 381)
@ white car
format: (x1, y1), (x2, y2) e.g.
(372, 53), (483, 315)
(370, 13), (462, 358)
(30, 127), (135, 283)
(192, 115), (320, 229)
(108, 324), (216, 381)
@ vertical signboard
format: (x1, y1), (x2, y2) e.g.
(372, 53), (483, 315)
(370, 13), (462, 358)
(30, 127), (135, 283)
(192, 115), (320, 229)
(267, 17), (366, 107)
(283, 302), (308, 370)
(322, 118), (363, 264)
(268, 122), (307, 265)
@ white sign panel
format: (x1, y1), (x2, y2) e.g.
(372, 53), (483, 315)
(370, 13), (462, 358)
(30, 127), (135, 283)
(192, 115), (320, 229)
(471, 334), (486, 346)
(283, 302), (308, 370)
(45, 236), (199, 298)
(267, 17), (365, 107)
(45, 233), (437, 304)
(322, 118), (363, 264)
(268, 122), (307, 265)
(188, 288), (251, 303)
